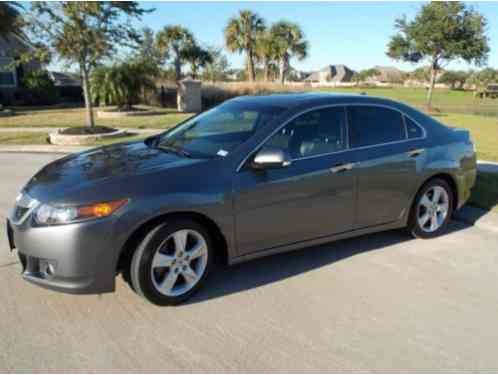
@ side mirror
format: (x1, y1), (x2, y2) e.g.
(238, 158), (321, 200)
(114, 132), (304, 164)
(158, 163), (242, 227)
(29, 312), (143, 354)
(251, 147), (291, 170)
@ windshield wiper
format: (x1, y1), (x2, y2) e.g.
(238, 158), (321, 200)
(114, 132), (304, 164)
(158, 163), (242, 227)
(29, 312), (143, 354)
(156, 144), (192, 158)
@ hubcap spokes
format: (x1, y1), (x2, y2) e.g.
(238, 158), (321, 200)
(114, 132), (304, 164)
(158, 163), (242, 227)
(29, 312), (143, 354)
(417, 186), (449, 233)
(151, 229), (208, 297)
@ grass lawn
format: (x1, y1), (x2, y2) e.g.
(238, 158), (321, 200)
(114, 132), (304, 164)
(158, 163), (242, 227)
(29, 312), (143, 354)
(468, 172), (498, 213)
(436, 113), (498, 162)
(0, 106), (192, 129)
(318, 86), (498, 115)
(0, 132), (50, 145)
(0, 131), (148, 146)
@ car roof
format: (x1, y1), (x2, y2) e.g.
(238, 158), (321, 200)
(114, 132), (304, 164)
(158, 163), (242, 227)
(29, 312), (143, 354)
(226, 92), (392, 109)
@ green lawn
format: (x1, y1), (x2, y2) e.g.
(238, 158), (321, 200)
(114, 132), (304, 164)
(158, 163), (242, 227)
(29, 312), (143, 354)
(0, 132), (50, 145)
(0, 106), (192, 129)
(0, 131), (148, 146)
(436, 113), (498, 162)
(318, 86), (498, 115)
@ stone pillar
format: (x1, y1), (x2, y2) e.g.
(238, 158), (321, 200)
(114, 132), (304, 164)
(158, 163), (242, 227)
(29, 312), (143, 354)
(177, 79), (202, 113)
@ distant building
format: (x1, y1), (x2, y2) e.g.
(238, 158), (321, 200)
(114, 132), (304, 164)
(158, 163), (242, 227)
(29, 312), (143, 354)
(372, 66), (405, 84)
(304, 65), (356, 83)
(0, 33), (41, 102)
(48, 71), (81, 88)
(48, 71), (83, 102)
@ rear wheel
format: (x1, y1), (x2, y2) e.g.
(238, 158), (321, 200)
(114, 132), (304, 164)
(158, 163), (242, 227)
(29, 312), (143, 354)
(130, 219), (213, 305)
(408, 178), (453, 239)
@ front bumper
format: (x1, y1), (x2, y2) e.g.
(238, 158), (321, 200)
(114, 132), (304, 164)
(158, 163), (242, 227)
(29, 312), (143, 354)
(7, 216), (119, 294)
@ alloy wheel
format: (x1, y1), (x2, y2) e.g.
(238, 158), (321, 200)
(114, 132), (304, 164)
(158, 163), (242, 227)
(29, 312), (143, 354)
(417, 185), (450, 233)
(150, 229), (208, 297)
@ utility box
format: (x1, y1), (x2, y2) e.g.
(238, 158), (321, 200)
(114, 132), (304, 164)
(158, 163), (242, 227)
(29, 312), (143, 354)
(177, 79), (202, 113)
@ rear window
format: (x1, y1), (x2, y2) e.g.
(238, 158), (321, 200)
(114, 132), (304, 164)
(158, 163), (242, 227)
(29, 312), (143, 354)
(405, 116), (424, 139)
(349, 106), (406, 148)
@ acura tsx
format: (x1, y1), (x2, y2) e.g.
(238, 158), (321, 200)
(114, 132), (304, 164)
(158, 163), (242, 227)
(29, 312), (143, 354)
(7, 93), (477, 305)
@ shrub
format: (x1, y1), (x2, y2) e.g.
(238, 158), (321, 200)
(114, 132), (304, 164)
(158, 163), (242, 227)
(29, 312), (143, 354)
(91, 59), (158, 110)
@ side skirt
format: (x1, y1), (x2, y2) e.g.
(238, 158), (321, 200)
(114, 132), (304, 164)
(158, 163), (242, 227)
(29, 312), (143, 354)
(229, 220), (406, 266)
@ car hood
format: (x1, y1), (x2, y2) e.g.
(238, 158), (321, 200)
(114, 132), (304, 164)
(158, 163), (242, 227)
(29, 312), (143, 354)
(23, 140), (204, 201)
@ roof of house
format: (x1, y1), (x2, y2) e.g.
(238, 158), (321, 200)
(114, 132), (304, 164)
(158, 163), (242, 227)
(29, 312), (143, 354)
(49, 71), (81, 87)
(0, 33), (36, 58)
(373, 66), (404, 81)
(304, 64), (356, 82)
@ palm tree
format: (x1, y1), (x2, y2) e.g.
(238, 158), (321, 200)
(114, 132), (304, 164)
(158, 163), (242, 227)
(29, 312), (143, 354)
(224, 10), (265, 82)
(0, 2), (24, 39)
(256, 30), (279, 82)
(182, 44), (213, 80)
(156, 25), (194, 82)
(270, 21), (308, 84)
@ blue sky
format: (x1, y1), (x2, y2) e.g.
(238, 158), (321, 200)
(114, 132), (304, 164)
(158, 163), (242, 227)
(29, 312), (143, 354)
(135, 1), (498, 73)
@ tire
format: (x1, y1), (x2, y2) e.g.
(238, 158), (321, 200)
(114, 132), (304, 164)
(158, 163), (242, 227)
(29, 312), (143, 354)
(408, 178), (454, 239)
(130, 219), (213, 306)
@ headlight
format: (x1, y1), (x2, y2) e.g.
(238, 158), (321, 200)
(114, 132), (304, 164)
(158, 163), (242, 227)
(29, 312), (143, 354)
(34, 199), (129, 225)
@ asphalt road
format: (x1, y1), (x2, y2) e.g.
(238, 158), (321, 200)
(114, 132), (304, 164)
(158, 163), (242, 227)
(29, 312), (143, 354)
(1, 153), (498, 372)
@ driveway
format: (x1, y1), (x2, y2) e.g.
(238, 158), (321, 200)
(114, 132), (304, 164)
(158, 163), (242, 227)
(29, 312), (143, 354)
(1, 153), (498, 372)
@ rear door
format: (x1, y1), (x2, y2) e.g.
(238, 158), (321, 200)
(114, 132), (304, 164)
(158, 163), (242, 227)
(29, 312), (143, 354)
(348, 105), (423, 229)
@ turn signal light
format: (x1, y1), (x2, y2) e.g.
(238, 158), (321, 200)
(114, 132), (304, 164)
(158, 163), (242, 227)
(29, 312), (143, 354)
(78, 199), (129, 219)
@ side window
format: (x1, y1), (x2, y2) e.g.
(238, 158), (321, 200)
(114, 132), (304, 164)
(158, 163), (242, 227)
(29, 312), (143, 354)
(405, 116), (424, 139)
(349, 106), (406, 148)
(265, 107), (347, 159)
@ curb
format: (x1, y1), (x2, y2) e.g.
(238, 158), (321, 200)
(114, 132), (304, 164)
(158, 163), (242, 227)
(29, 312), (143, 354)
(0, 127), (162, 134)
(49, 129), (129, 146)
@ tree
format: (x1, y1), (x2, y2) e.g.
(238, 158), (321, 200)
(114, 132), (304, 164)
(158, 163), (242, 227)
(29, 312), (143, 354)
(0, 2), (24, 39)
(224, 10), (265, 82)
(410, 67), (432, 84)
(91, 59), (157, 110)
(137, 27), (162, 66)
(202, 46), (230, 82)
(156, 25), (194, 82)
(28, 2), (150, 127)
(270, 21), (308, 84)
(387, 2), (489, 108)
(182, 44), (212, 80)
(438, 70), (470, 90)
(256, 30), (279, 82)
(466, 68), (498, 91)
(352, 68), (381, 85)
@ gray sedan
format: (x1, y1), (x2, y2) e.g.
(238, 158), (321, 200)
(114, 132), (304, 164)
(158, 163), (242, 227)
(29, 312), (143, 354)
(7, 93), (477, 305)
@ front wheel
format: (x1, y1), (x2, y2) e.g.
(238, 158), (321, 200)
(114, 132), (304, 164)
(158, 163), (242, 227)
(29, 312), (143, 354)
(408, 178), (454, 239)
(130, 219), (213, 305)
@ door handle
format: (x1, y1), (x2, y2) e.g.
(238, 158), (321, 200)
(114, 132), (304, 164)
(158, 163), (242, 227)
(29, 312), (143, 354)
(407, 148), (425, 158)
(330, 162), (356, 174)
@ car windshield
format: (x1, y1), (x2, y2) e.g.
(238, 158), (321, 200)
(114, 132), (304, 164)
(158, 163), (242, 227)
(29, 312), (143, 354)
(154, 102), (287, 158)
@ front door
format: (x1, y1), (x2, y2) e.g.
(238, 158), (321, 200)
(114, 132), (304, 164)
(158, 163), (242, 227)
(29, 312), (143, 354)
(233, 106), (357, 256)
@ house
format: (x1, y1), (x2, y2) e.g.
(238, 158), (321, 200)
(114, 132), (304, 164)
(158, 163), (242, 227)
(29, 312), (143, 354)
(48, 71), (83, 101)
(0, 33), (41, 103)
(372, 66), (405, 84)
(304, 64), (356, 84)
